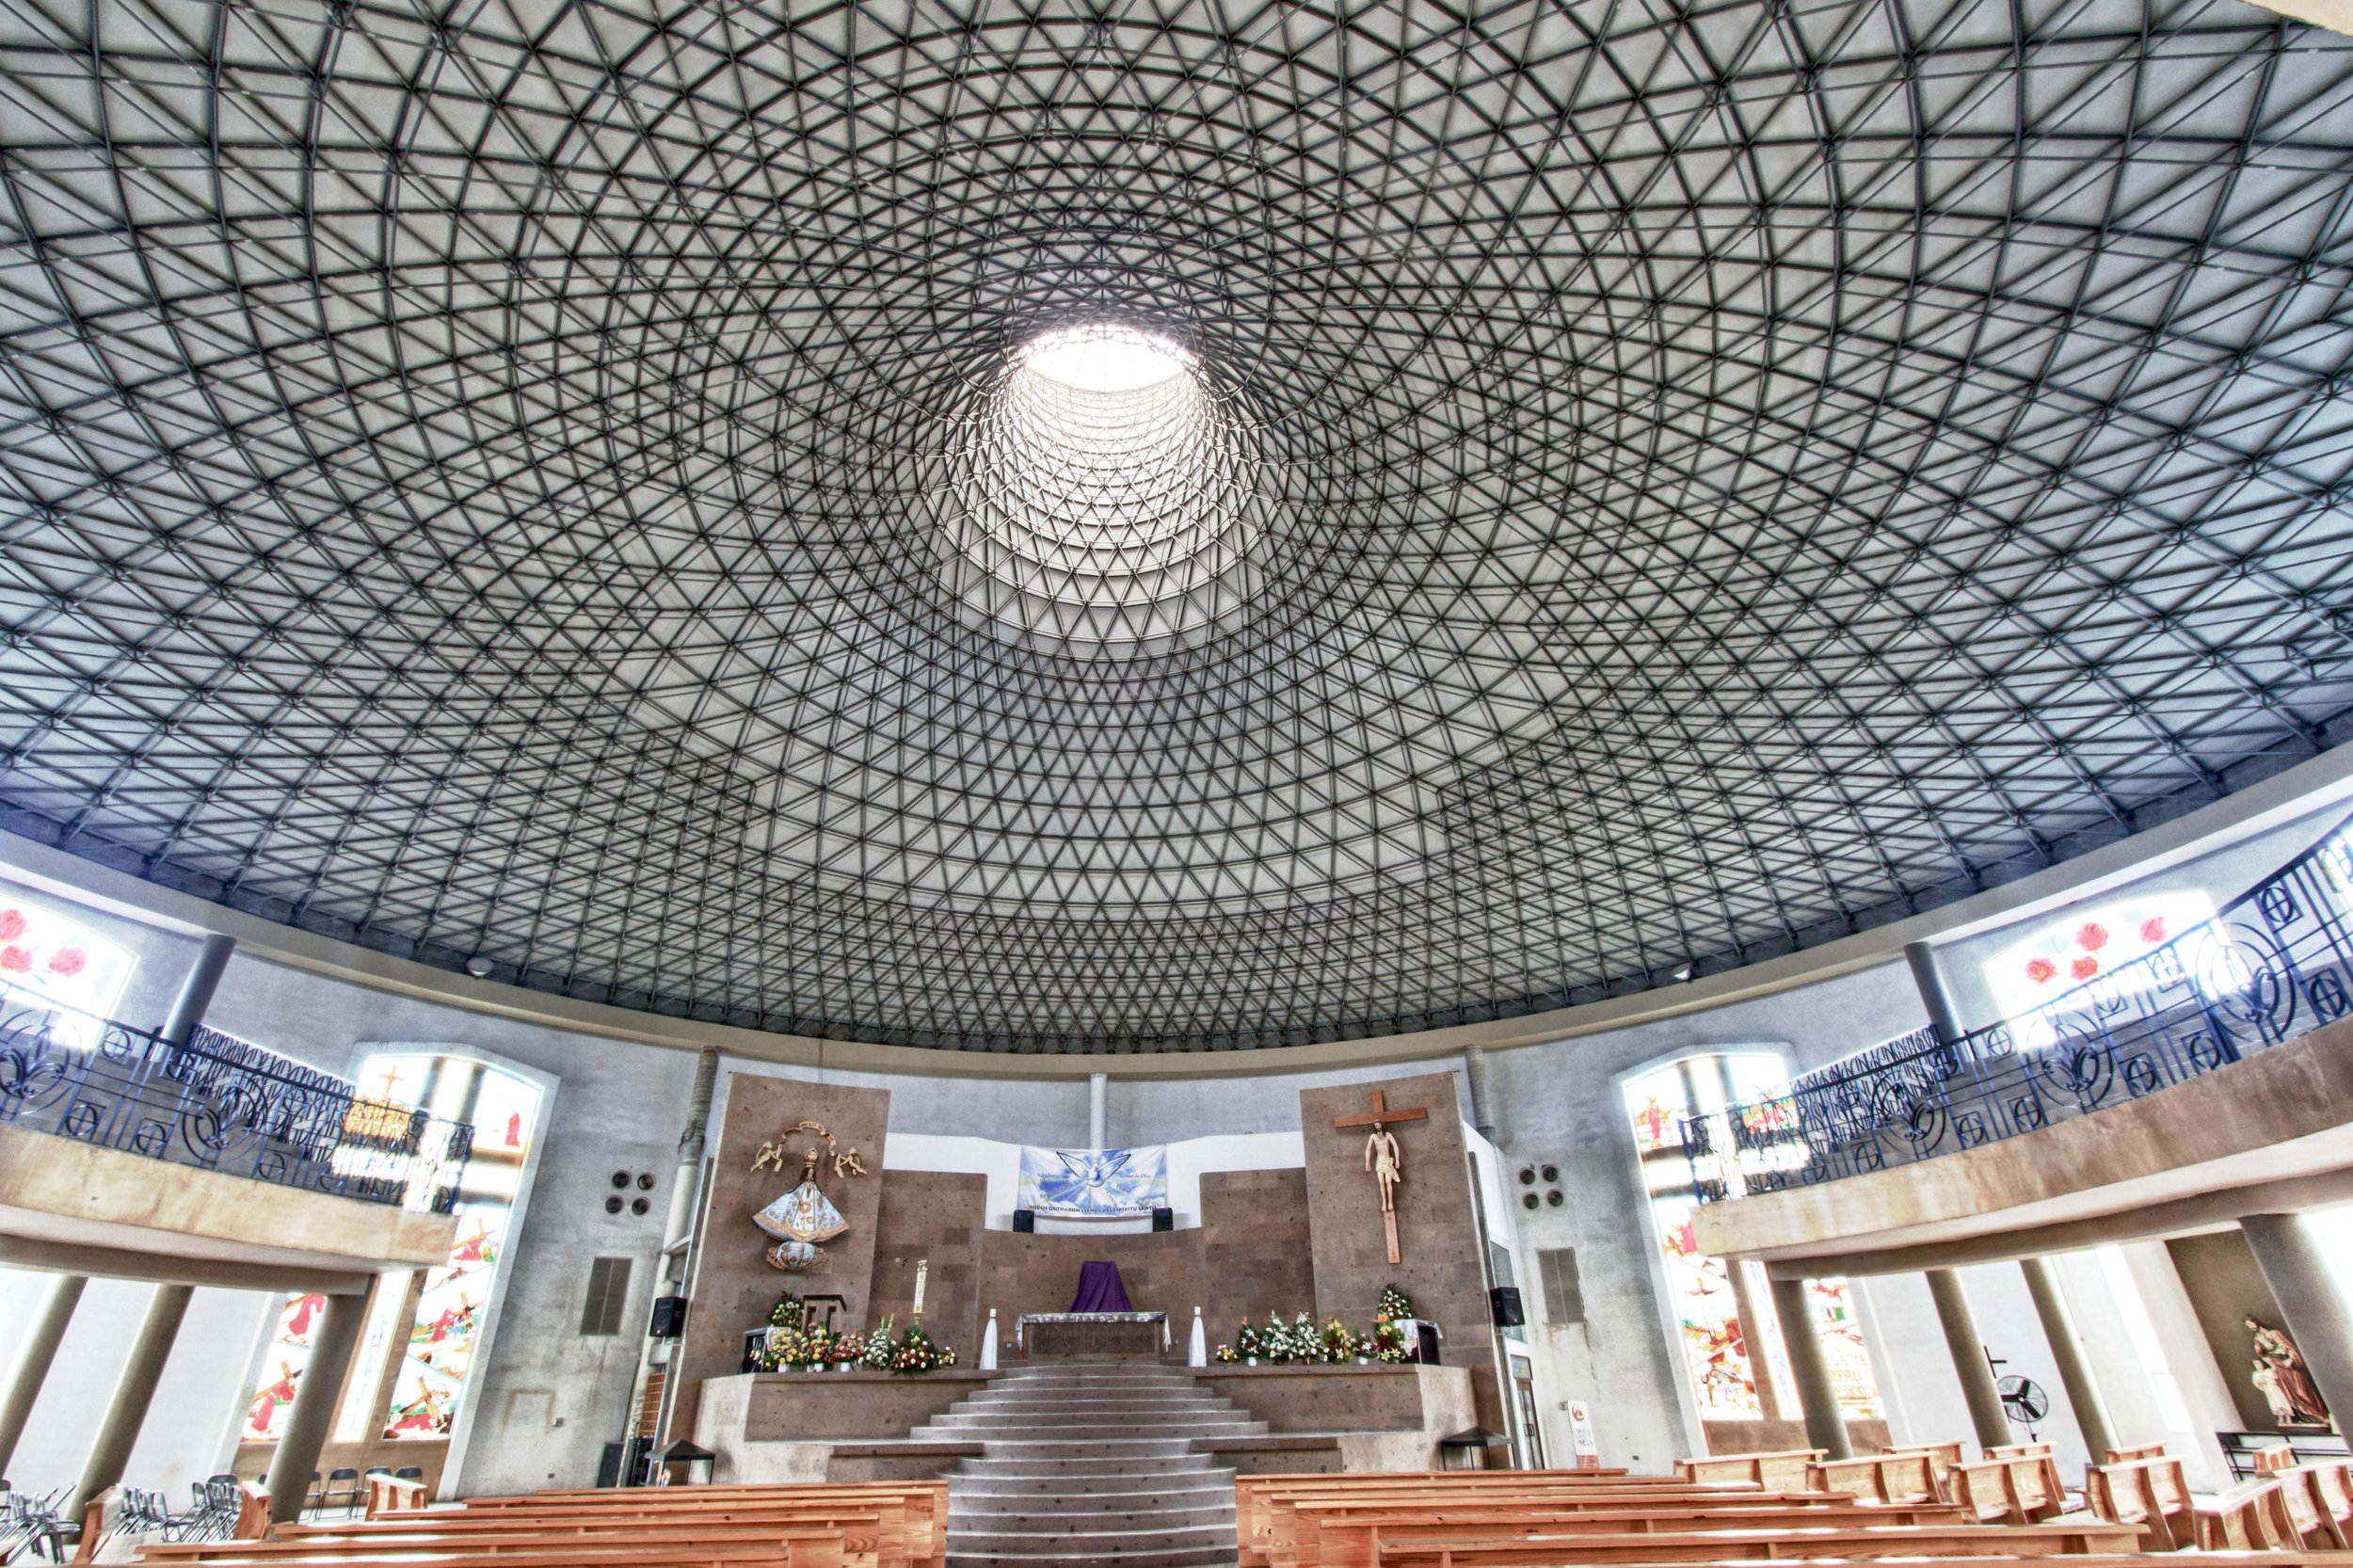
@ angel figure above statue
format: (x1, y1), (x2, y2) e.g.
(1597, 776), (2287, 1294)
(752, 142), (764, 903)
(2248, 1316), (2331, 1430)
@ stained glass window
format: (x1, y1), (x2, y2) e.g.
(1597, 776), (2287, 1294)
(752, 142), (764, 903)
(0, 893), (134, 1047)
(240, 1051), (540, 1446)
(1625, 1052), (1880, 1422)
(1984, 891), (2218, 1025)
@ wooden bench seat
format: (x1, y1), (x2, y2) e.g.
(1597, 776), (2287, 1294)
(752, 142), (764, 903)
(1678, 1453), (1828, 1490)
(137, 1534), (833, 1562)
(1243, 1485), (1849, 1565)
(1363, 1518), (2146, 1568)
(1808, 1453), (1946, 1505)
(1238, 1477), (1764, 1565)
(2087, 1455), (2195, 1551)
(1296, 1503), (1974, 1568)
(1949, 1453), (2068, 1526)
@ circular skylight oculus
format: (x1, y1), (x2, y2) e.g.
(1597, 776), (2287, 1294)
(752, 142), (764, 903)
(1019, 325), (1192, 392)
(942, 324), (1264, 656)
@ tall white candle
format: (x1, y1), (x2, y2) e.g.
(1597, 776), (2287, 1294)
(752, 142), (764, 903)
(912, 1258), (929, 1319)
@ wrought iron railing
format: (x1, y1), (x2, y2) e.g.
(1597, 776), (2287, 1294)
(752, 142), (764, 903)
(0, 994), (471, 1212)
(1684, 814), (2353, 1203)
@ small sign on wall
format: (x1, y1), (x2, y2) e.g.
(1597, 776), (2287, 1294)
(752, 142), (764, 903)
(1566, 1400), (1601, 1469)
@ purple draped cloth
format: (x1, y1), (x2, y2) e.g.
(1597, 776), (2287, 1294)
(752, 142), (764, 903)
(1068, 1260), (1133, 1313)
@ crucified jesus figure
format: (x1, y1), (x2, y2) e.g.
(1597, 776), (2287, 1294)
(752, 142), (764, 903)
(1365, 1119), (1403, 1212)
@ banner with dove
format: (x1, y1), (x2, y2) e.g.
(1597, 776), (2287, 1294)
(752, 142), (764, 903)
(1017, 1144), (1168, 1217)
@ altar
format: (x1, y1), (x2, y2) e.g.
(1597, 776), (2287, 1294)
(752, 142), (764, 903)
(1015, 1259), (1168, 1360)
(1016, 1310), (1168, 1359)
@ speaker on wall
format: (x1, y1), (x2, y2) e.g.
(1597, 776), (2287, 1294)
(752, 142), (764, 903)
(1012, 1208), (1036, 1232)
(648, 1295), (689, 1338)
(1489, 1286), (1526, 1327)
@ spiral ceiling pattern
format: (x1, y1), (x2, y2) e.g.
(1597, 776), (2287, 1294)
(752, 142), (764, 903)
(0, 0), (2350, 1050)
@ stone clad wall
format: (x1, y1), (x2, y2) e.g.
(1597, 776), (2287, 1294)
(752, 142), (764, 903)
(870, 1169), (987, 1358)
(678, 1076), (889, 1434)
(1299, 1072), (1491, 1368)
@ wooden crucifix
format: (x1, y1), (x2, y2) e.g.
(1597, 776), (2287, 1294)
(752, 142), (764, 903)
(1332, 1088), (1429, 1265)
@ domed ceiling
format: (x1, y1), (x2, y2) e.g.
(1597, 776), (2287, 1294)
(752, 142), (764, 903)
(1, 0), (2350, 1051)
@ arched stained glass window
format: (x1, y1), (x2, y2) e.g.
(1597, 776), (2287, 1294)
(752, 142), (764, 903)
(1625, 1052), (1880, 1424)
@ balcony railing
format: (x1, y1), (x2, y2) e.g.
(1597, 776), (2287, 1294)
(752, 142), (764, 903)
(1683, 810), (2353, 1204)
(0, 995), (471, 1213)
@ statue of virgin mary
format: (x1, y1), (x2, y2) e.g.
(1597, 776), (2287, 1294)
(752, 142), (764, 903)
(755, 1146), (849, 1267)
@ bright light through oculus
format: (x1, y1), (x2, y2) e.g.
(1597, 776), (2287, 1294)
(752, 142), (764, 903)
(943, 325), (1263, 656)
(1019, 325), (1192, 392)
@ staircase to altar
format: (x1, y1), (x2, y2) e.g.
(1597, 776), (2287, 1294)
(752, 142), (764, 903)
(916, 1362), (1249, 1568)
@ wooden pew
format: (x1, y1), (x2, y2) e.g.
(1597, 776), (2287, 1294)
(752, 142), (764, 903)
(1805, 1452), (1945, 1505)
(1236, 1475), (1729, 1566)
(295, 1512), (897, 1562)
(1677, 1451), (1825, 1489)
(1244, 1481), (1842, 1568)
(1363, 1517), (2147, 1567)
(417, 1482), (947, 1568)
(446, 1482), (945, 1568)
(360, 1477), (424, 1520)
(2086, 1455), (2195, 1551)
(2199, 1477), (2300, 1550)
(1298, 1502), (1971, 1568)
(2105, 1443), (2169, 1464)
(1949, 1451), (2067, 1525)
(139, 1534), (838, 1562)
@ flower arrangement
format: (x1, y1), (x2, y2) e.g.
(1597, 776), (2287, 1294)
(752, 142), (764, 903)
(1321, 1316), (1356, 1364)
(891, 1320), (956, 1374)
(1214, 1342), (1240, 1365)
(828, 1332), (867, 1368)
(766, 1290), (809, 1331)
(863, 1316), (899, 1370)
(1236, 1316), (1263, 1364)
(1370, 1314), (1408, 1363)
(1378, 1284), (1415, 1320)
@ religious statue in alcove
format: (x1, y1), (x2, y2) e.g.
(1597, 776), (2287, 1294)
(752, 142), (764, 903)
(2248, 1316), (2332, 1430)
(754, 1120), (857, 1273)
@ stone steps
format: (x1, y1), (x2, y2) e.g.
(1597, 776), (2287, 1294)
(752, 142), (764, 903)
(938, 1366), (1241, 1568)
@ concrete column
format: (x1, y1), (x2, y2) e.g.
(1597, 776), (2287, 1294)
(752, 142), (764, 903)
(1904, 938), (1969, 1045)
(1768, 1273), (1852, 1459)
(619, 1044), (719, 1477)
(1726, 1260), (1785, 1419)
(1462, 1046), (1497, 1144)
(1926, 1268), (2011, 1453)
(0, 1272), (86, 1473)
(1087, 1072), (1108, 1148)
(72, 1283), (193, 1514)
(2020, 1255), (2118, 1464)
(264, 1290), (371, 1523)
(159, 933), (235, 1047)
(2239, 1211), (2353, 1432)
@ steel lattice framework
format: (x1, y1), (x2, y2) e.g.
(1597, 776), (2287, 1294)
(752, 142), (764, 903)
(0, 0), (2350, 1052)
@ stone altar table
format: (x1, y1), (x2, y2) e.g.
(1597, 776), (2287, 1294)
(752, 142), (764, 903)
(1015, 1310), (1169, 1360)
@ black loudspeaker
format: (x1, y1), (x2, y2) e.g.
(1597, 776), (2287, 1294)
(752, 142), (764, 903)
(1013, 1208), (1036, 1232)
(648, 1295), (688, 1338)
(1152, 1207), (1174, 1231)
(1490, 1286), (1525, 1327)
